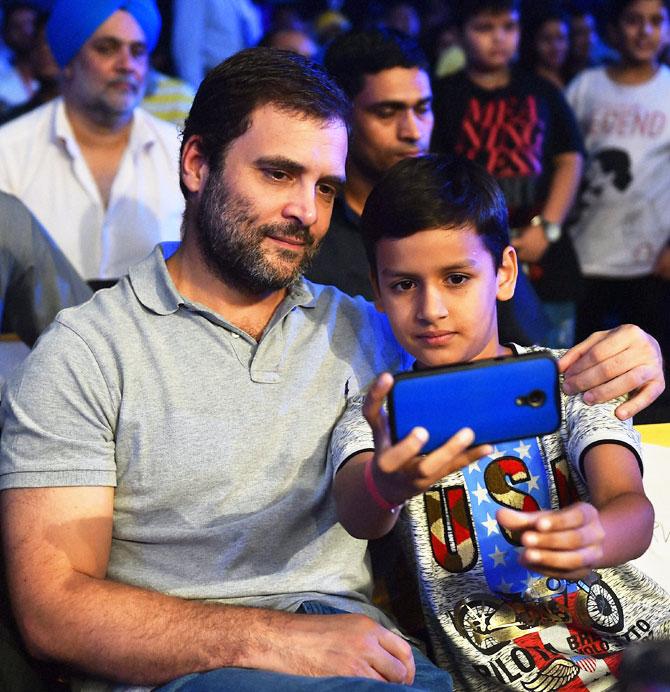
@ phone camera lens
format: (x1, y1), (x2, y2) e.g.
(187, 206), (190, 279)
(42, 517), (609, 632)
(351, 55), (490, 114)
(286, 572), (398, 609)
(527, 389), (545, 407)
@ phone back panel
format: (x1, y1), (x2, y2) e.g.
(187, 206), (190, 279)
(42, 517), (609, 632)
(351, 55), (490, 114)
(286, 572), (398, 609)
(388, 353), (561, 452)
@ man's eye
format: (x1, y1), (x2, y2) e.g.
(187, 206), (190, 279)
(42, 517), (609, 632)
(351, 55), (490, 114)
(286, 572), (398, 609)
(93, 42), (117, 55)
(318, 184), (336, 199)
(265, 170), (289, 182)
(131, 44), (148, 58)
(415, 103), (432, 116)
(373, 107), (396, 119)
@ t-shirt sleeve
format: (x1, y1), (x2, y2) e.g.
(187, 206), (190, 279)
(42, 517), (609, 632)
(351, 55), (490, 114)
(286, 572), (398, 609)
(0, 319), (117, 489)
(563, 391), (642, 483)
(329, 394), (375, 479)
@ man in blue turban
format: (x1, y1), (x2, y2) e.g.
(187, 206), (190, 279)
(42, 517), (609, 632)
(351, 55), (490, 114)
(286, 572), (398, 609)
(46, 0), (161, 71)
(0, 0), (182, 284)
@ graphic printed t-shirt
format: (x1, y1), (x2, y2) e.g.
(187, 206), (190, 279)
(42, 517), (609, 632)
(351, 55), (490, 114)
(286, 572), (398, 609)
(431, 69), (583, 229)
(330, 345), (670, 691)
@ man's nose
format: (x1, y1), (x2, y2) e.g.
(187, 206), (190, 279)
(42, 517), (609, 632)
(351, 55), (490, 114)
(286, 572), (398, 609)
(282, 185), (318, 227)
(398, 109), (421, 141)
(115, 46), (137, 72)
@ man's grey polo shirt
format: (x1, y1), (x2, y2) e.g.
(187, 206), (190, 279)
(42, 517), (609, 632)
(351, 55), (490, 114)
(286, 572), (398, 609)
(0, 243), (411, 617)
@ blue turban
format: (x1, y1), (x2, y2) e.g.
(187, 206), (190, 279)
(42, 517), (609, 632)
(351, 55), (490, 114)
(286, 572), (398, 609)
(46, 0), (161, 68)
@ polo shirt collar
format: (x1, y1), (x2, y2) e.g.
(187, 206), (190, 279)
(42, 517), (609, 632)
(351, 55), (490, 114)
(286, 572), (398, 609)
(129, 242), (318, 320)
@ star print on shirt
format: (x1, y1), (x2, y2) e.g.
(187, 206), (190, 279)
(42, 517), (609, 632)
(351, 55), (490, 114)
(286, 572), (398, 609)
(473, 482), (490, 505)
(489, 544), (508, 567)
(482, 513), (500, 536)
(460, 436), (553, 595)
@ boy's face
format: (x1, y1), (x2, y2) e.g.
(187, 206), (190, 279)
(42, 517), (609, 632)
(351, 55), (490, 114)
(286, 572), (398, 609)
(372, 226), (517, 369)
(611, 0), (670, 65)
(460, 10), (520, 73)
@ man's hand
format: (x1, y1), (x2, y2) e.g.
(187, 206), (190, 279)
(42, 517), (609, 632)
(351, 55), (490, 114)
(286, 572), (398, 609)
(281, 613), (415, 683)
(363, 373), (491, 506)
(496, 502), (605, 580)
(511, 224), (550, 264)
(559, 324), (665, 419)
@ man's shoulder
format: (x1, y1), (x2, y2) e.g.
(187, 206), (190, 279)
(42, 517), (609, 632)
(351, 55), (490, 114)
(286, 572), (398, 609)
(0, 99), (55, 146)
(53, 279), (134, 332)
(301, 279), (394, 334)
(302, 279), (374, 317)
(134, 107), (181, 147)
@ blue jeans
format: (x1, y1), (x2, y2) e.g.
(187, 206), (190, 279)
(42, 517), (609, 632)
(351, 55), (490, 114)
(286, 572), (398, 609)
(156, 602), (452, 691)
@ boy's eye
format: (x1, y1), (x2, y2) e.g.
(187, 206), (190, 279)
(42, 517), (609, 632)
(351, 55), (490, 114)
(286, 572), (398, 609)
(391, 279), (416, 292)
(415, 102), (432, 116)
(447, 274), (469, 286)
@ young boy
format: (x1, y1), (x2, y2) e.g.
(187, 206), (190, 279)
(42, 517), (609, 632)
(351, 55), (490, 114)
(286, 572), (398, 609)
(329, 155), (670, 691)
(431, 0), (584, 346)
(565, 0), (670, 379)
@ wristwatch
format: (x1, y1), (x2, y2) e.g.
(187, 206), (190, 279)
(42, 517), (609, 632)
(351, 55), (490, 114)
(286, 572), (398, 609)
(530, 215), (562, 243)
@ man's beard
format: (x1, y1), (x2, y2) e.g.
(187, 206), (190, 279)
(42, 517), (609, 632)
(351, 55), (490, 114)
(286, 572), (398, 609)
(195, 168), (319, 295)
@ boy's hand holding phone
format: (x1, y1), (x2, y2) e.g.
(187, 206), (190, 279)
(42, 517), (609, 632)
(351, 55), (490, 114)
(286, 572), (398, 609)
(363, 373), (492, 507)
(496, 503), (606, 580)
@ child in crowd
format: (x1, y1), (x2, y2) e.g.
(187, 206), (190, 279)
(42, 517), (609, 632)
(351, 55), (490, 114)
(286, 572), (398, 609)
(329, 154), (670, 691)
(431, 0), (583, 347)
(519, 6), (571, 89)
(565, 0), (670, 379)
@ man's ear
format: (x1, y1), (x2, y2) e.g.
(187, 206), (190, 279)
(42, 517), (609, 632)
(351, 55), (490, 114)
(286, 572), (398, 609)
(181, 135), (209, 194)
(369, 269), (385, 313)
(496, 245), (518, 302)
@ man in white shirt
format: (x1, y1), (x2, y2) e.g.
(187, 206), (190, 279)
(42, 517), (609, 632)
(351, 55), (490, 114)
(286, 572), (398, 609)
(0, 0), (182, 282)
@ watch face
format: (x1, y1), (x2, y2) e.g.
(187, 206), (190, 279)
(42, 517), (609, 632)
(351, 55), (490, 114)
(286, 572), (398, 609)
(545, 223), (561, 242)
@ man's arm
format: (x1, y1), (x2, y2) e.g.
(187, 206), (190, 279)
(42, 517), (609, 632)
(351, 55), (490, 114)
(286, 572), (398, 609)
(559, 324), (665, 419)
(1, 193), (92, 345)
(511, 151), (583, 263)
(1, 486), (415, 686)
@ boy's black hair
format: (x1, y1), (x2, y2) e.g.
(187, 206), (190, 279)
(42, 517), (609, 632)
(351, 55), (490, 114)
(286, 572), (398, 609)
(179, 47), (349, 199)
(605, 0), (670, 26)
(360, 154), (510, 272)
(452, 0), (521, 28)
(324, 27), (429, 100)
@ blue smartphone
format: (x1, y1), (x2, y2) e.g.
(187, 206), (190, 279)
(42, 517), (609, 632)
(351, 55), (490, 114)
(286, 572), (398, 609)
(388, 352), (561, 451)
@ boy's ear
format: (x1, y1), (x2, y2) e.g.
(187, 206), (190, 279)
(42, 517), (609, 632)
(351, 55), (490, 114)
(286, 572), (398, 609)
(369, 270), (385, 313)
(496, 245), (518, 302)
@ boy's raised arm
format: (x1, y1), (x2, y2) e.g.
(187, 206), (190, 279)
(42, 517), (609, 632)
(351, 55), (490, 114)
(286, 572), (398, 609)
(333, 374), (490, 540)
(496, 444), (653, 580)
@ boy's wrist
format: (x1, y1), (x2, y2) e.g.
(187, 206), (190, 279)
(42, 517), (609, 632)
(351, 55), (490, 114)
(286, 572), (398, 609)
(364, 459), (404, 513)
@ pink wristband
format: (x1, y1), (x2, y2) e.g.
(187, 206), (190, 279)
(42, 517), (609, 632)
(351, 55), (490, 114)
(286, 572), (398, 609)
(364, 459), (401, 512)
